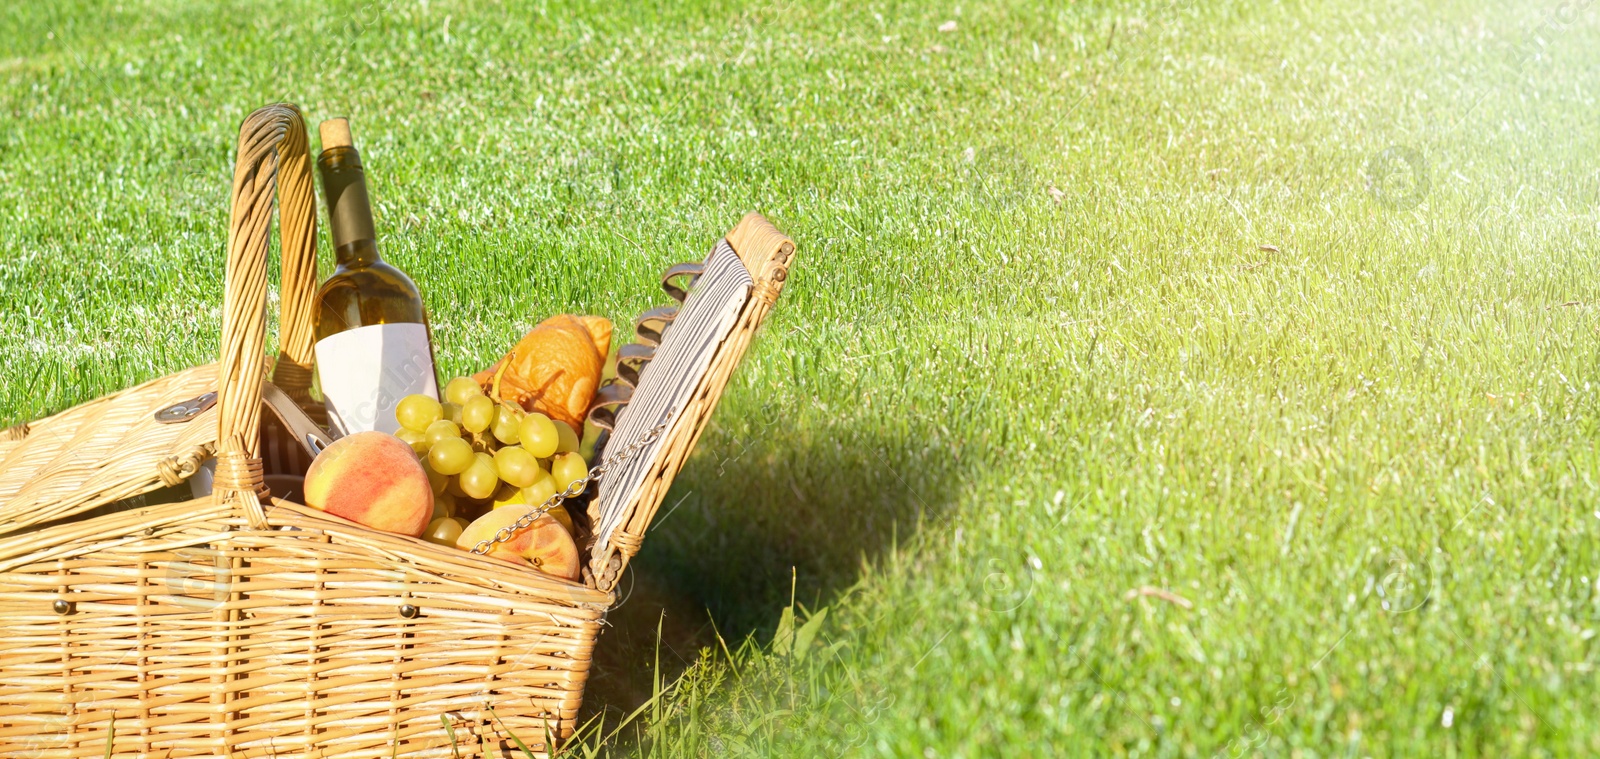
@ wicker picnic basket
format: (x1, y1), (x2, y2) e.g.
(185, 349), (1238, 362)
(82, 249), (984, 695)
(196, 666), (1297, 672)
(0, 104), (794, 757)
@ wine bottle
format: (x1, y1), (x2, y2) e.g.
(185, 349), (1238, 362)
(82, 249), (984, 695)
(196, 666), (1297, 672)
(312, 117), (438, 436)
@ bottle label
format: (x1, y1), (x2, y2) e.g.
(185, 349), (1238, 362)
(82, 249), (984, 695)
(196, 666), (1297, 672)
(314, 323), (438, 436)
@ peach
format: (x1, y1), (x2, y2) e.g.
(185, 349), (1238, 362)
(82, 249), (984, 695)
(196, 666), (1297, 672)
(303, 431), (434, 537)
(457, 508), (581, 581)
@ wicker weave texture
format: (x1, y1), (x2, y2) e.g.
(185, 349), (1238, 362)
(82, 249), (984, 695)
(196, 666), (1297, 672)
(0, 365), (219, 534)
(0, 499), (607, 757)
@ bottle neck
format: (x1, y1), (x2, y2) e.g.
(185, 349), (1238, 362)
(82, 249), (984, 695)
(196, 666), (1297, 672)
(317, 145), (381, 268)
(333, 238), (381, 268)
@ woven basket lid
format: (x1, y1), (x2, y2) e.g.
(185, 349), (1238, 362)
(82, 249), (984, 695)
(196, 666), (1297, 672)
(0, 364), (228, 534)
(584, 212), (794, 592)
(0, 358), (324, 536)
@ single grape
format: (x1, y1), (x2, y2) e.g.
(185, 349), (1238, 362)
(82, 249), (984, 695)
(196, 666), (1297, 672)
(517, 412), (559, 458)
(422, 517), (466, 546)
(444, 376), (483, 406)
(552, 452), (588, 494)
(396, 394), (443, 432)
(494, 445), (541, 488)
(443, 401), (464, 426)
(424, 419), (461, 449)
(429, 436), (474, 475)
(521, 472), (559, 508)
(461, 395), (495, 434)
(394, 426), (429, 455)
(460, 452), (500, 500)
(554, 420), (581, 454)
(491, 403), (522, 444)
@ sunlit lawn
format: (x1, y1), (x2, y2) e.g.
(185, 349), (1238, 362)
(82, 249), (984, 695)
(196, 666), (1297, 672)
(4, 0), (1600, 755)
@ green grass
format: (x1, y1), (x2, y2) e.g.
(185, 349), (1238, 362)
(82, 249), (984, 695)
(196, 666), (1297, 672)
(5, 0), (1600, 755)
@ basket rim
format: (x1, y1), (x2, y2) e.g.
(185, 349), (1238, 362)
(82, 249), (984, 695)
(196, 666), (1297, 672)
(0, 495), (614, 607)
(268, 500), (611, 600)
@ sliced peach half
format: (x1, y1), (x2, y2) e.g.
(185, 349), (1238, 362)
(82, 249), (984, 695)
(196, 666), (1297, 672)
(456, 507), (581, 581)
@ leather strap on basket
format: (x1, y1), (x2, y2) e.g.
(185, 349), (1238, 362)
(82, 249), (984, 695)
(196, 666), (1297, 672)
(632, 305), (680, 348)
(660, 262), (702, 303)
(615, 343), (655, 387)
(584, 383), (634, 432)
(214, 104), (319, 530)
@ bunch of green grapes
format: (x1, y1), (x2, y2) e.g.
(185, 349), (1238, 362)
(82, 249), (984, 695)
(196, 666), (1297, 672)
(394, 377), (591, 546)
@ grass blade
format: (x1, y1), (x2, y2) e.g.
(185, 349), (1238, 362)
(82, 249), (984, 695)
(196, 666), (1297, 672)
(441, 714), (462, 759)
(487, 706), (540, 759)
(793, 606), (829, 663)
(103, 714), (115, 759)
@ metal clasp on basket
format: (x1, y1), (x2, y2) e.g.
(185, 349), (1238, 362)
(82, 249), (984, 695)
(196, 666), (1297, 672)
(154, 392), (219, 424)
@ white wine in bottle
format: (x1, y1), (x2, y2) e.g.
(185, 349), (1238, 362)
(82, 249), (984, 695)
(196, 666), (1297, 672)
(312, 117), (438, 435)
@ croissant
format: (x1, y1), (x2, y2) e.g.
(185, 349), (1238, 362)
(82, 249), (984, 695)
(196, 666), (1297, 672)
(473, 315), (613, 431)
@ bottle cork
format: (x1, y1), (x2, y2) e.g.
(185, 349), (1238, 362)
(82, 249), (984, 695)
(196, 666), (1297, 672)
(320, 118), (353, 150)
(316, 117), (373, 247)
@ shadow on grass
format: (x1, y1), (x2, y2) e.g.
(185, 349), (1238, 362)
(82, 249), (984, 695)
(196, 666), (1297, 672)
(579, 410), (964, 727)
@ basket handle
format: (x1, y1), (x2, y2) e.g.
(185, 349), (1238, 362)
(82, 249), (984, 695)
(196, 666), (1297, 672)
(213, 104), (320, 529)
